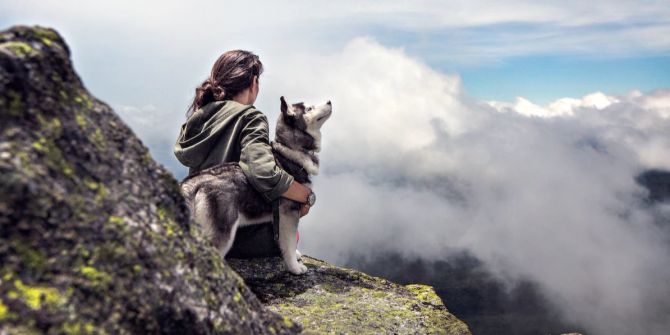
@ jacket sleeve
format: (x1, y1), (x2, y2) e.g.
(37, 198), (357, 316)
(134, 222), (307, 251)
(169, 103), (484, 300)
(238, 109), (295, 202)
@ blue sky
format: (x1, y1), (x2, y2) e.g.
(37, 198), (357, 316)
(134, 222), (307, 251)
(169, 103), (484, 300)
(365, 18), (670, 104)
(457, 55), (670, 104)
(2, 1), (669, 106)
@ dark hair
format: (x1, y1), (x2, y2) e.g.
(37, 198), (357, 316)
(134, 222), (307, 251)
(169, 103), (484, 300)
(187, 50), (263, 117)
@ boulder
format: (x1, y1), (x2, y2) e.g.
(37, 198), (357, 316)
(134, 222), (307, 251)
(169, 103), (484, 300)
(0, 25), (299, 334)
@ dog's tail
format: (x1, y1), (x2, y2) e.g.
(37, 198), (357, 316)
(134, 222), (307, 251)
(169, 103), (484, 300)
(179, 180), (198, 213)
(191, 189), (239, 256)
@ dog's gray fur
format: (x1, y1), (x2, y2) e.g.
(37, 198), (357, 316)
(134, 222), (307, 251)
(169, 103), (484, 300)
(180, 97), (332, 275)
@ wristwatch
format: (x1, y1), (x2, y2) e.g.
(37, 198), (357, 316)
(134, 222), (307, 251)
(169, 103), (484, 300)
(306, 191), (316, 206)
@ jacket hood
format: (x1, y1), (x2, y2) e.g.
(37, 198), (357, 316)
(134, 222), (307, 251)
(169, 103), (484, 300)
(173, 100), (254, 168)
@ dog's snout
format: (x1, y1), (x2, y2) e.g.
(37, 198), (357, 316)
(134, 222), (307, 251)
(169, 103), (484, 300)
(326, 100), (331, 105)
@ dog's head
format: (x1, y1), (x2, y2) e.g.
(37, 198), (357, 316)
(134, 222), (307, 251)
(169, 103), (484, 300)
(277, 96), (332, 152)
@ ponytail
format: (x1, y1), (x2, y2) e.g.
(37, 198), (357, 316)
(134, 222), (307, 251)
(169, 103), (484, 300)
(186, 50), (263, 118)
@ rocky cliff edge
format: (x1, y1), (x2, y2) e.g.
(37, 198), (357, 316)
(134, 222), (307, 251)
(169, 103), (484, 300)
(0, 25), (470, 335)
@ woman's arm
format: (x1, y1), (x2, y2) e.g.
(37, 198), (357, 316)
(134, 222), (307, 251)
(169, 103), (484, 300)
(238, 109), (295, 202)
(238, 108), (313, 216)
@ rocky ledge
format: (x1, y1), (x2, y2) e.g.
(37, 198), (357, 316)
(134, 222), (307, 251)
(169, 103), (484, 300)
(0, 25), (470, 334)
(229, 256), (470, 334)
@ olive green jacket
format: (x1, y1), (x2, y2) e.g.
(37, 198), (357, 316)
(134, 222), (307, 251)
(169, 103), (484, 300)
(173, 100), (294, 202)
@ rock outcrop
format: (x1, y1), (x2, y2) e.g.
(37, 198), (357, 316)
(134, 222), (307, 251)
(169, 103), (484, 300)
(228, 256), (471, 334)
(0, 25), (471, 334)
(0, 25), (298, 334)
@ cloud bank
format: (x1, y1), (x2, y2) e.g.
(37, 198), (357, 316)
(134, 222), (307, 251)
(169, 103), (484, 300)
(266, 38), (670, 335)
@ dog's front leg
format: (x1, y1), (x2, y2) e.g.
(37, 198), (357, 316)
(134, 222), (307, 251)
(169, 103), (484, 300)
(279, 209), (307, 275)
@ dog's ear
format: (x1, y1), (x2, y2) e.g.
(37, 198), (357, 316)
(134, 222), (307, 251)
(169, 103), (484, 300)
(280, 96), (289, 114)
(280, 96), (296, 124)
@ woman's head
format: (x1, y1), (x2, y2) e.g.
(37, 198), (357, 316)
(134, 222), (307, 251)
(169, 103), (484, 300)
(187, 50), (263, 116)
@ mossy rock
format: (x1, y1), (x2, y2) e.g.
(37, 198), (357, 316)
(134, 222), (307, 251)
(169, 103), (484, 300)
(0, 25), (299, 334)
(228, 256), (471, 334)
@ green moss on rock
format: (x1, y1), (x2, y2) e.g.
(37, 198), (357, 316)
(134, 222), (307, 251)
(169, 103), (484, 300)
(6, 90), (22, 116)
(32, 27), (58, 43)
(77, 266), (113, 287)
(0, 41), (35, 57)
(61, 321), (96, 335)
(75, 114), (87, 128)
(11, 279), (67, 310)
(0, 300), (9, 320)
(228, 256), (471, 335)
(30, 136), (75, 178)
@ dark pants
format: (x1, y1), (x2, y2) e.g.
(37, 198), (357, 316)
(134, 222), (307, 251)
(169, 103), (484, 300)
(225, 222), (281, 259)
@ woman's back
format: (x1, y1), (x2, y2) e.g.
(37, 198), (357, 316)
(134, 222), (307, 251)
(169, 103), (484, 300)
(174, 100), (254, 174)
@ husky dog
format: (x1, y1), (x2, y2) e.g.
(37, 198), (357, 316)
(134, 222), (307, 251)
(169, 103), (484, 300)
(179, 97), (332, 275)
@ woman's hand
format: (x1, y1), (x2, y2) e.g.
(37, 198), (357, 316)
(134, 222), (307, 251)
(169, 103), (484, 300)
(283, 181), (312, 217)
(282, 181), (312, 204)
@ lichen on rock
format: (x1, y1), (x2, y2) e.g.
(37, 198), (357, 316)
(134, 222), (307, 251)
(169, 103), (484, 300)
(228, 256), (471, 334)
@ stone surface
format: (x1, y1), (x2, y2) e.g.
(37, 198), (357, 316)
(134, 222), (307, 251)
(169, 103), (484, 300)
(228, 256), (472, 335)
(0, 25), (299, 334)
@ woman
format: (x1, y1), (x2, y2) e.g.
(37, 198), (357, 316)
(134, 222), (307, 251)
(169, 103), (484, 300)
(173, 50), (312, 257)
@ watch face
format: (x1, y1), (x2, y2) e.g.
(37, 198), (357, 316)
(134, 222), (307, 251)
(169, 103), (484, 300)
(308, 192), (316, 206)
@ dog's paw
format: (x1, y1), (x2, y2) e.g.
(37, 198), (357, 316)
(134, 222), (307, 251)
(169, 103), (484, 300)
(296, 249), (303, 261)
(287, 262), (308, 275)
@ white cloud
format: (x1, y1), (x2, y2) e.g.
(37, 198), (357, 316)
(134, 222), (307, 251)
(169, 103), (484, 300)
(113, 104), (183, 166)
(271, 38), (670, 335)
(105, 35), (670, 335)
(2, 0), (670, 65)
(487, 92), (619, 117)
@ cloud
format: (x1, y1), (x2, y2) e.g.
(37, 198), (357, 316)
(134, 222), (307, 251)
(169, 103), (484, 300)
(2, 0), (670, 67)
(487, 92), (620, 117)
(268, 38), (670, 335)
